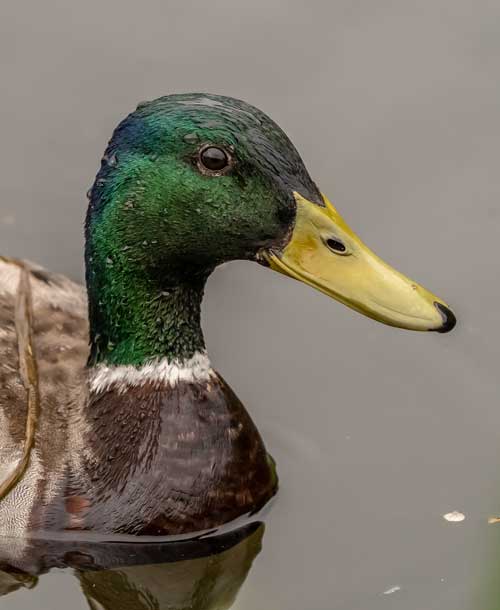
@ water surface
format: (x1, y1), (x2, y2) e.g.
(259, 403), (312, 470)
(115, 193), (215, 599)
(1, 0), (499, 607)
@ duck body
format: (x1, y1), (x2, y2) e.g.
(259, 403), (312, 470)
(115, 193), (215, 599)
(0, 93), (454, 538)
(71, 370), (276, 535)
(0, 260), (275, 536)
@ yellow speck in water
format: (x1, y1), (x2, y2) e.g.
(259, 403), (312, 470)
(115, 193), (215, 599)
(488, 517), (500, 524)
(443, 511), (465, 522)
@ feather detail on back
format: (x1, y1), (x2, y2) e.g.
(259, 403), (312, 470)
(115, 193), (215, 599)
(0, 258), (89, 540)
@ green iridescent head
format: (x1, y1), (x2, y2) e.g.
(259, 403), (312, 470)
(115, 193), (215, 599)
(85, 93), (321, 365)
(86, 93), (455, 366)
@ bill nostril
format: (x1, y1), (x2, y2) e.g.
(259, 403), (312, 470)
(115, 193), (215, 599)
(434, 302), (457, 333)
(326, 237), (346, 253)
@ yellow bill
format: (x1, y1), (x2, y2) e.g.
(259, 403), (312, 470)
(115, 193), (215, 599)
(263, 192), (455, 332)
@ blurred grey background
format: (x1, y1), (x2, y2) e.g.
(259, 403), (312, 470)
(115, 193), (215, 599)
(0, 1), (499, 609)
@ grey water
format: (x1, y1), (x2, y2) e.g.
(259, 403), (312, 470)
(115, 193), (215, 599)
(1, 0), (499, 607)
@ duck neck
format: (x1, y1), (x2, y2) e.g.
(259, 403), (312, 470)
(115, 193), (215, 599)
(84, 154), (215, 370)
(86, 257), (209, 368)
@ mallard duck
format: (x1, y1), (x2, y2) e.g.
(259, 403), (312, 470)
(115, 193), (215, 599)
(0, 93), (455, 538)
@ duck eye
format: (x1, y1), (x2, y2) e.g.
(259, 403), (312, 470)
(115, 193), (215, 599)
(326, 237), (347, 253)
(198, 146), (230, 174)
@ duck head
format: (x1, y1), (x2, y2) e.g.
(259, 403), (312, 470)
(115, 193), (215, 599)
(86, 93), (455, 366)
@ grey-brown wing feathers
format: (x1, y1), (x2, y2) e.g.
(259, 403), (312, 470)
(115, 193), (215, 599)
(0, 258), (89, 537)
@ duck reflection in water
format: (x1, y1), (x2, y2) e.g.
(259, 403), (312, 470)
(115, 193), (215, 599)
(0, 522), (263, 609)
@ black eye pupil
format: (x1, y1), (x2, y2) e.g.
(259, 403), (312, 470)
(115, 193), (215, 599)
(200, 147), (229, 172)
(327, 238), (346, 252)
